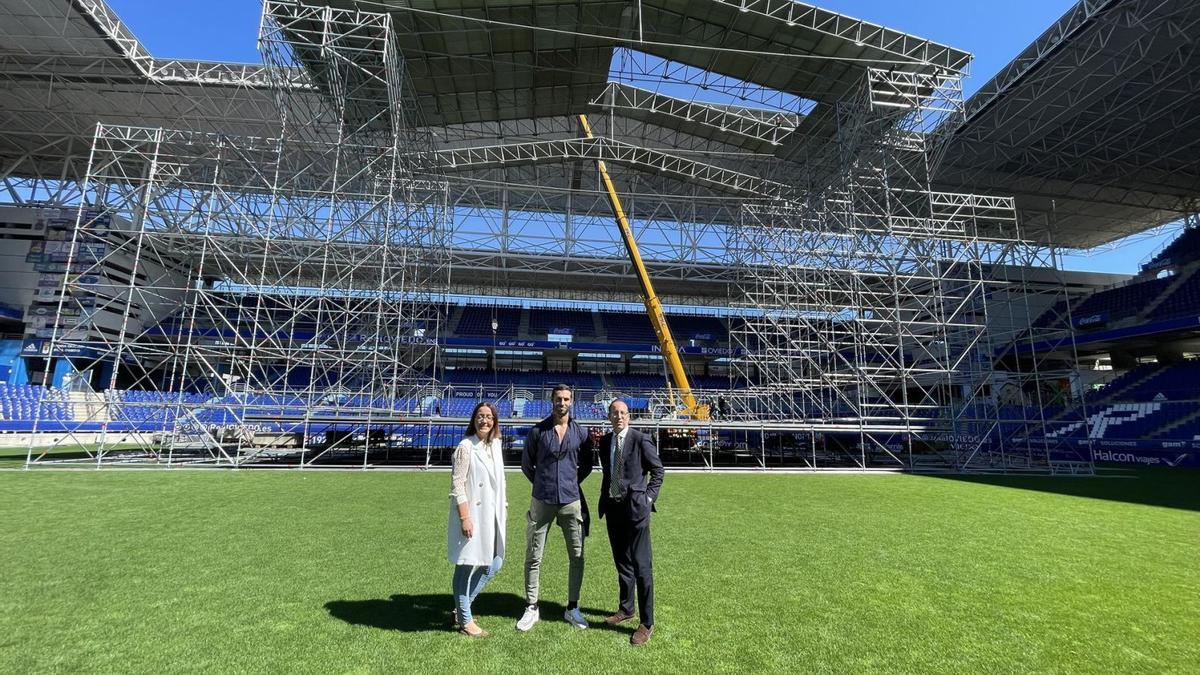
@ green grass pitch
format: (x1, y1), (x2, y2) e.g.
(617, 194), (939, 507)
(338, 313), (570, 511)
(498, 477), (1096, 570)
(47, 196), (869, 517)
(1, 468), (1196, 673)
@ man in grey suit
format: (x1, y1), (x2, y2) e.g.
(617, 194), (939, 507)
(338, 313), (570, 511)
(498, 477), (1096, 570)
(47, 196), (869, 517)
(584, 398), (664, 646)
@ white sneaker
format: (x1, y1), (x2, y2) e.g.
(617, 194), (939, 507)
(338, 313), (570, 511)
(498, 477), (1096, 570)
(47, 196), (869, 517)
(563, 607), (588, 629)
(516, 605), (540, 632)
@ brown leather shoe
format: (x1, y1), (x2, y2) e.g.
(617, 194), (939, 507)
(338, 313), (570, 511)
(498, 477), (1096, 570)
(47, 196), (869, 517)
(630, 624), (653, 646)
(604, 611), (636, 626)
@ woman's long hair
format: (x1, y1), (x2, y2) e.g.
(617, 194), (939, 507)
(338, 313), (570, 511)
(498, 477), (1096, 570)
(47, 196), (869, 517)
(466, 401), (501, 443)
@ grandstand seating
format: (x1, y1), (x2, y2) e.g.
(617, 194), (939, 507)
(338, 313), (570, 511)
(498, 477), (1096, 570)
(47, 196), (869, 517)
(1165, 416), (1200, 441)
(106, 390), (210, 429)
(1089, 360), (1200, 403)
(1119, 360), (1200, 401)
(0, 383), (71, 430)
(435, 398), (514, 418)
(455, 305), (520, 338)
(511, 399), (605, 421)
(609, 373), (732, 390)
(1148, 270), (1200, 321)
(528, 308), (596, 338)
(620, 396), (651, 410)
(666, 314), (728, 341)
(9, 225), (1200, 449)
(694, 375), (734, 389)
(573, 401), (608, 420)
(609, 374), (667, 390)
(1069, 276), (1172, 327)
(1092, 362), (1161, 401)
(442, 368), (603, 390)
(1143, 227), (1200, 270)
(1041, 401), (1197, 440)
(2, 369), (1196, 444)
(150, 301), (741, 349)
(1031, 299), (1070, 329)
(1028, 225), (1200, 331)
(522, 400), (550, 419)
(1011, 359), (1200, 442)
(601, 312), (658, 343)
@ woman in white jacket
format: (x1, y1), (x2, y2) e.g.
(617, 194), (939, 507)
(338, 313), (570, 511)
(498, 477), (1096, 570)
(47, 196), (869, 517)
(448, 401), (507, 637)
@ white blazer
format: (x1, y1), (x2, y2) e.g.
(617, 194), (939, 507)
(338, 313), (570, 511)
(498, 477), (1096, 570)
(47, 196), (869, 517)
(447, 436), (507, 566)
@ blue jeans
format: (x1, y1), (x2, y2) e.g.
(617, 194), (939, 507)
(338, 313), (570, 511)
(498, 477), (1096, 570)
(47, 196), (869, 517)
(452, 556), (503, 625)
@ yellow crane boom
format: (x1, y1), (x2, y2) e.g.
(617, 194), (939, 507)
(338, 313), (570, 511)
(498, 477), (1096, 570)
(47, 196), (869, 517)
(578, 114), (708, 420)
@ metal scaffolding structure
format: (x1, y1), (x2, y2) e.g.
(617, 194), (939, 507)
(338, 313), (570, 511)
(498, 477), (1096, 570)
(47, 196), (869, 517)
(27, 1), (449, 465)
(6, 0), (1195, 471)
(723, 65), (1091, 471)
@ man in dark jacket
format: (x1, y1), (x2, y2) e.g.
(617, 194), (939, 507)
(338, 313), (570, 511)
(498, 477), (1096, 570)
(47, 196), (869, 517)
(583, 398), (664, 646)
(517, 384), (592, 632)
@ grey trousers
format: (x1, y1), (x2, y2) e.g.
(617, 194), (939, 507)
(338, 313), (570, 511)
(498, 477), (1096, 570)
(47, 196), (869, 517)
(524, 497), (585, 606)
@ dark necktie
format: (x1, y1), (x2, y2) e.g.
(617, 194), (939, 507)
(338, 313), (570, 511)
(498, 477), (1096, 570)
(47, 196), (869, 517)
(610, 432), (624, 499)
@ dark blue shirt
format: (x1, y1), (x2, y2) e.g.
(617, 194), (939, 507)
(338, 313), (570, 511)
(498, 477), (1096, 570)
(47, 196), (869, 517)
(523, 416), (590, 505)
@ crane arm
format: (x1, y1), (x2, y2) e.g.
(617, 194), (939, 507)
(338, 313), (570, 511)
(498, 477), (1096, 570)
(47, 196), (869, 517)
(578, 114), (708, 420)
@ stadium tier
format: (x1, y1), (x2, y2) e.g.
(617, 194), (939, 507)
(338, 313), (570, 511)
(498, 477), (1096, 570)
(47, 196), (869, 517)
(440, 369), (604, 390)
(1151, 271), (1200, 321)
(3, 353), (1198, 442)
(609, 374), (732, 390)
(1143, 227), (1200, 270)
(667, 315), (729, 342)
(1091, 363), (1162, 401)
(600, 312), (659, 343)
(454, 305), (520, 338)
(527, 308), (597, 339)
(1071, 277), (1173, 326)
(1029, 237), (1200, 333)
(144, 301), (732, 350)
(1115, 360), (1200, 401)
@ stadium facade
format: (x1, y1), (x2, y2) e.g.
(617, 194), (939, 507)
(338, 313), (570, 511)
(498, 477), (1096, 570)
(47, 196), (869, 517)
(1, 0), (1198, 471)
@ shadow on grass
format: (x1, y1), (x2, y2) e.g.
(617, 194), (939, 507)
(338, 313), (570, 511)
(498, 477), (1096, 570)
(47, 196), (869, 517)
(0, 445), (116, 465)
(325, 592), (624, 634)
(926, 466), (1200, 513)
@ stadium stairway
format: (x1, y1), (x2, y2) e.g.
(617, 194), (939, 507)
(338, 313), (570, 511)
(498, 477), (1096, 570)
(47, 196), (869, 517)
(1153, 405), (1200, 440)
(517, 308), (531, 339)
(446, 305), (466, 336)
(1092, 364), (1164, 405)
(1032, 360), (1190, 432)
(68, 391), (110, 423)
(1137, 264), (1199, 319)
(592, 312), (606, 339)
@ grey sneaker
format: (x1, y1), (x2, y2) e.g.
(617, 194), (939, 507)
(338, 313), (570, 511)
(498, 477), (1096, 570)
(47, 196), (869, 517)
(563, 607), (588, 629)
(516, 605), (540, 632)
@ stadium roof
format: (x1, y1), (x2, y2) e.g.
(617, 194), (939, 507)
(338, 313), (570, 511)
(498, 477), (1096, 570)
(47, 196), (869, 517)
(0, 0), (281, 189)
(936, 0), (1200, 247)
(2, 0), (1198, 266)
(359, 0), (970, 126)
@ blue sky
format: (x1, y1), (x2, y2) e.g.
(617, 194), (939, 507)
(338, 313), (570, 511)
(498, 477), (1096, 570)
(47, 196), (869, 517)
(106, 0), (1178, 276)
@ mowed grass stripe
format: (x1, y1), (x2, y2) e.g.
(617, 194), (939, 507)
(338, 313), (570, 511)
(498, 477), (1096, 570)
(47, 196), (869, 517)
(1, 470), (1196, 673)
